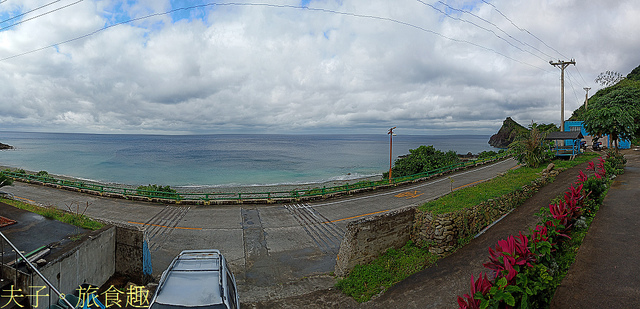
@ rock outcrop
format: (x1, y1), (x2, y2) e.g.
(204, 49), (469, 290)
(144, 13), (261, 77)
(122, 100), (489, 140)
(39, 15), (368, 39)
(0, 142), (14, 150)
(488, 117), (527, 148)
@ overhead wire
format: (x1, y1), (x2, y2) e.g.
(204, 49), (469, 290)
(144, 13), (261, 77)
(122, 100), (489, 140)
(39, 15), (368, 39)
(413, 0), (547, 63)
(0, 0), (63, 25)
(0, 1), (547, 71)
(435, 1), (555, 60)
(0, 0), (83, 31)
(481, 0), (569, 60)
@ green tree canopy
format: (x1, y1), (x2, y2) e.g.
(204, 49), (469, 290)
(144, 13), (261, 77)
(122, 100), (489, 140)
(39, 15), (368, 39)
(386, 145), (459, 179)
(584, 105), (638, 152)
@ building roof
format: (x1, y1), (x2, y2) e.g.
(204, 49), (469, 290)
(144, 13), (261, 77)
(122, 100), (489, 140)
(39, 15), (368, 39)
(545, 131), (584, 140)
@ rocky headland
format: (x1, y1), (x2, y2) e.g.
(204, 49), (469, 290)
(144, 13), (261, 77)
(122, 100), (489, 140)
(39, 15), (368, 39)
(488, 117), (527, 148)
(0, 142), (13, 150)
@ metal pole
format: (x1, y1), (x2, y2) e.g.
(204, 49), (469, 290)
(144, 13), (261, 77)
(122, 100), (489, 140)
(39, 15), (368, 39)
(0, 232), (73, 308)
(388, 127), (396, 184)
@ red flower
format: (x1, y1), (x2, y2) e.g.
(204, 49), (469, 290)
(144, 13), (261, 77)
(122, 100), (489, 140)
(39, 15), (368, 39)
(457, 273), (492, 309)
(577, 170), (588, 183)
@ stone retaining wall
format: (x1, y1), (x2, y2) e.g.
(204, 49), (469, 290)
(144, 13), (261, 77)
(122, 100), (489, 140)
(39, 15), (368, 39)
(334, 169), (558, 276)
(334, 206), (416, 277)
(412, 172), (554, 255)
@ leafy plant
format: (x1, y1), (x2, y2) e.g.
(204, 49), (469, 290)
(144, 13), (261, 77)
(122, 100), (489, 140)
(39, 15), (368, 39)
(509, 122), (550, 168)
(0, 172), (13, 188)
(136, 184), (179, 198)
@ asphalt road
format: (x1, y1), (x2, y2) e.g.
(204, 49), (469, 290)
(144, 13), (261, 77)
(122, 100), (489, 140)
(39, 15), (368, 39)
(3, 158), (518, 303)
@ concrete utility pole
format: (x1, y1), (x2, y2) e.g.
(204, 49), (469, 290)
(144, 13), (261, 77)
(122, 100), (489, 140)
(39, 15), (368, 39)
(549, 59), (576, 132)
(583, 87), (591, 110)
(388, 127), (396, 184)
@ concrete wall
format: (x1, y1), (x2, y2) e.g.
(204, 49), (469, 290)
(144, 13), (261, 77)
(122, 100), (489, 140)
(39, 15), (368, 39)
(335, 206), (415, 277)
(26, 224), (145, 298)
(114, 223), (147, 283)
(34, 226), (116, 295)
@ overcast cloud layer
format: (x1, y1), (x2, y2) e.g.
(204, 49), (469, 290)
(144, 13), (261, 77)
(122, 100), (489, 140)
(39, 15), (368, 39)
(0, 0), (639, 135)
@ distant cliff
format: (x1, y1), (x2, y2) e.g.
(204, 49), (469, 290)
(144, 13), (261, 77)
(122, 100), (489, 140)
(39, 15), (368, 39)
(488, 117), (527, 148)
(0, 142), (13, 150)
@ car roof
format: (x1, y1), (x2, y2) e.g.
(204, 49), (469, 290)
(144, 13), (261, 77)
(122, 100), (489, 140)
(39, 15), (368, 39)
(155, 250), (225, 307)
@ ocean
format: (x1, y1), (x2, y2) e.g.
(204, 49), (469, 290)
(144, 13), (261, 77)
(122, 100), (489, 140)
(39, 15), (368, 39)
(0, 132), (498, 188)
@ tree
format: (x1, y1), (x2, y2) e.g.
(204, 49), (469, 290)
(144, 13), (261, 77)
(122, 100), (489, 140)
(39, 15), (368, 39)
(595, 70), (625, 87)
(509, 122), (549, 168)
(583, 86), (640, 151)
(584, 106), (637, 152)
(386, 145), (459, 178)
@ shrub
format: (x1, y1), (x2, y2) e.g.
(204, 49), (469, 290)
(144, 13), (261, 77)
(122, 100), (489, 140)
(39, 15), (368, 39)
(136, 184), (179, 198)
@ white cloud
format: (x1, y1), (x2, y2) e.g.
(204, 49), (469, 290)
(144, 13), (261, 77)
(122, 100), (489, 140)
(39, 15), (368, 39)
(0, 0), (639, 135)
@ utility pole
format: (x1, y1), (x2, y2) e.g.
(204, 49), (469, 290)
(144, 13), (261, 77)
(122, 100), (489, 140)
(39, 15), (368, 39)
(583, 87), (591, 110)
(388, 127), (396, 184)
(549, 59), (576, 132)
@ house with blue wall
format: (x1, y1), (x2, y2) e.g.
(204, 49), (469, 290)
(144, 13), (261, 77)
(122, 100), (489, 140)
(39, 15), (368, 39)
(564, 121), (631, 149)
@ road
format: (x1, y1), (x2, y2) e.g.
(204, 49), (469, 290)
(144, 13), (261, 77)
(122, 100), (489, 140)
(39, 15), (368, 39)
(3, 158), (518, 303)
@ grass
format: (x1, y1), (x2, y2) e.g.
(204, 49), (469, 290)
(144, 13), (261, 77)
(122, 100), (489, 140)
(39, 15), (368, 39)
(335, 241), (439, 302)
(0, 197), (104, 230)
(420, 152), (601, 215)
(336, 152), (603, 302)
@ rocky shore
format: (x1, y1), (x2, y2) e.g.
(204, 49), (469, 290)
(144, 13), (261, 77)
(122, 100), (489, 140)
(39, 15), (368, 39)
(0, 143), (13, 150)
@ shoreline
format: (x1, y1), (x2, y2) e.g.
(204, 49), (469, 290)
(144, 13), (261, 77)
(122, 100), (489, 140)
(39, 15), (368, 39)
(0, 164), (383, 194)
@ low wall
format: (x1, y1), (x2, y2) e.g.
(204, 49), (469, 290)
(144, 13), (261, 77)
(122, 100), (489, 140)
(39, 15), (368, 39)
(27, 224), (146, 299)
(335, 206), (416, 277)
(334, 170), (558, 276)
(34, 226), (117, 295)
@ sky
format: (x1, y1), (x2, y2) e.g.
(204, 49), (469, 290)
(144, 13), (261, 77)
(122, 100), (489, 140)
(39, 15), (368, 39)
(0, 0), (639, 135)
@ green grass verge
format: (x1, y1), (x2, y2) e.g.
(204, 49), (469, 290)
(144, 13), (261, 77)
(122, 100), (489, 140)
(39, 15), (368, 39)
(335, 241), (439, 302)
(0, 198), (104, 230)
(420, 152), (601, 214)
(336, 152), (602, 302)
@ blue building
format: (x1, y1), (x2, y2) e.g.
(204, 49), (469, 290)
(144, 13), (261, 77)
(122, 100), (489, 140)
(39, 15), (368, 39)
(564, 121), (631, 149)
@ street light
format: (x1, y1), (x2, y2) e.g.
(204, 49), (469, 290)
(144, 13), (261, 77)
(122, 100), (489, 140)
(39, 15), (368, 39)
(388, 127), (396, 184)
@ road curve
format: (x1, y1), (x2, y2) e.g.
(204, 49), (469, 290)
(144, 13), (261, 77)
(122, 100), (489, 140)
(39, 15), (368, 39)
(3, 158), (518, 303)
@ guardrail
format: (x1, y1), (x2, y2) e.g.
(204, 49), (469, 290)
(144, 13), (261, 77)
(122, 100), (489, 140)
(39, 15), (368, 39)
(1, 152), (511, 204)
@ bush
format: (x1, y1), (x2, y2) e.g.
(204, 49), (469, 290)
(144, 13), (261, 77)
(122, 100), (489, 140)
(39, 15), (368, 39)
(384, 145), (459, 179)
(136, 184), (179, 198)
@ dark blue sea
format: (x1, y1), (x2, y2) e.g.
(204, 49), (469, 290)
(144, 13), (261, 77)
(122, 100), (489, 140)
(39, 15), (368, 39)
(0, 132), (498, 187)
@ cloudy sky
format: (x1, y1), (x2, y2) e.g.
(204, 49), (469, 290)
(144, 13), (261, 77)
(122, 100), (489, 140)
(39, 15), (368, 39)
(0, 0), (638, 135)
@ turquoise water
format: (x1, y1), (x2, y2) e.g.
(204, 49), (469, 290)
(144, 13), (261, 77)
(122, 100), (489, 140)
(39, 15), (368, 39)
(0, 132), (497, 187)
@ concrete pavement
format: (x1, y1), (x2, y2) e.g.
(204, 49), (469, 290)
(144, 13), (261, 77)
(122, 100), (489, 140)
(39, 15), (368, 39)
(550, 149), (640, 308)
(2, 158), (518, 303)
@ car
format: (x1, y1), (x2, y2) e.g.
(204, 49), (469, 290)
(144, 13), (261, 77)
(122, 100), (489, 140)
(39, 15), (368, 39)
(149, 249), (239, 309)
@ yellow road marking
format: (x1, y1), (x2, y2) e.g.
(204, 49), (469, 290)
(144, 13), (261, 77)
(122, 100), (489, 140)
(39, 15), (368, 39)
(453, 179), (487, 191)
(128, 221), (203, 230)
(394, 190), (424, 199)
(15, 196), (36, 203)
(327, 209), (390, 223)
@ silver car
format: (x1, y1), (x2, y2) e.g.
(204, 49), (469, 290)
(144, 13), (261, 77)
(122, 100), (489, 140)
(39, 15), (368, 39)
(149, 249), (240, 309)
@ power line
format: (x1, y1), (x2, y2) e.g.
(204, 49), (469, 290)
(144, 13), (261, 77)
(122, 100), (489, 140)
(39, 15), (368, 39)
(414, 0), (546, 63)
(0, 1), (548, 70)
(0, 0), (63, 25)
(0, 0), (83, 31)
(481, 0), (569, 60)
(435, 1), (555, 60)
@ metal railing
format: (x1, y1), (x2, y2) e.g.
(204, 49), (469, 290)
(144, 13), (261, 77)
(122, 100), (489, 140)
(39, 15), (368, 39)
(0, 231), (74, 308)
(1, 152), (511, 203)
